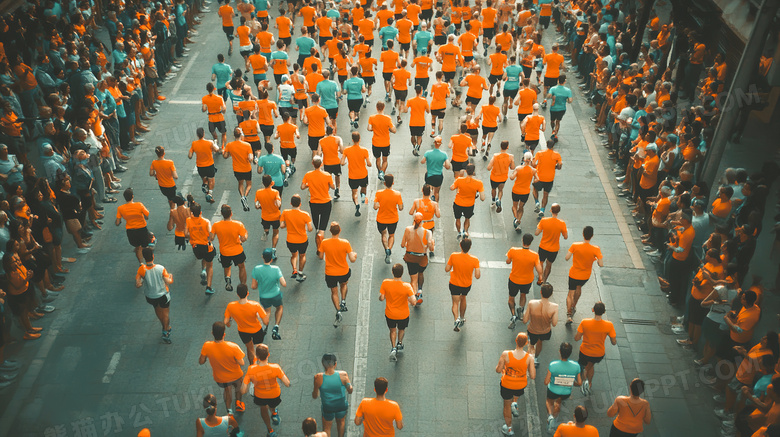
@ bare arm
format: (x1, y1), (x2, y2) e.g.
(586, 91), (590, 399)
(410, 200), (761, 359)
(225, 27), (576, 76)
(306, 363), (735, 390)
(606, 398), (619, 418)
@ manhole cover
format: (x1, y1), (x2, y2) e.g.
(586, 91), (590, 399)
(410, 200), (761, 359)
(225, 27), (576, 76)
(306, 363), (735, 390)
(621, 318), (658, 326)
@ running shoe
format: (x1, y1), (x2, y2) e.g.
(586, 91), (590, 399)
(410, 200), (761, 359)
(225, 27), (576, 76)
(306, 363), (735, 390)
(206, 193), (215, 203)
(389, 347), (398, 361)
(501, 424), (514, 436)
(508, 315), (517, 329)
(713, 394), (725, 404)
(162, 329), (172, 344)
(534, 357), (540, 368)
(355, 204), (361, 217)
(510, 401), (520, 417)
(385, 248), (391, 264)
(581, 380), (590, 396)
(415, 292), (423, 305)
(334, 188), (340, 199)
(291, 272), (299, 280)
(200, 269), (207, 285)
(272, 248), (277, 261)
(267, 431), (278, 437)
(534, 201), (540, 212)
(714, 408), (733, 420)
(378, 171), (385, 181)
(517, 306), (524, 318)
(241, 196), (250, 212)
(340, 300), (348, 312)
(496, 200), (502, 213)
(334, 311), (343, 328)
(272, 325), (281, 340)
(513, 218), (519, 230)
(296, 273), (307, 282)
(271, 408), (280, 425)
(205, 287), (215, 295)
(566, 315), (573, 325)
(262, 231), (268, 241)
(235, 400), (245, 413)
(225, 277), (233, 291)
(454, 318), (461, 332)
(391, 107), (396, 115)
(396, 342), (404, 352)
(547, 415), (555, 432)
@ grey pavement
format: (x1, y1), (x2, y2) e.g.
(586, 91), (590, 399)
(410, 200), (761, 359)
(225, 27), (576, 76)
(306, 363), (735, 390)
(0, 6), (756, 437)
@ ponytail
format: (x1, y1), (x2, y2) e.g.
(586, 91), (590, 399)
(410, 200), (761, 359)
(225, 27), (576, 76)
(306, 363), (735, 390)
(203, 394), (217, 416)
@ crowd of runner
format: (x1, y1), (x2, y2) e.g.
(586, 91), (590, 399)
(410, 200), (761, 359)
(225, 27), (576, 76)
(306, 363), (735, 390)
(0, 0), (776, 436)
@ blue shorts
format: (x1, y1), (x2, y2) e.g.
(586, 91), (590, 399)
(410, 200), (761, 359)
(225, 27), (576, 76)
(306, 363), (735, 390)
(322, 405), (349, 421)
(260, 293), (283, 308)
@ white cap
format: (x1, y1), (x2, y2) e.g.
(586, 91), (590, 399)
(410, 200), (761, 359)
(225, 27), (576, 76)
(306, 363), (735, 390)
(524, 151), (533, 160)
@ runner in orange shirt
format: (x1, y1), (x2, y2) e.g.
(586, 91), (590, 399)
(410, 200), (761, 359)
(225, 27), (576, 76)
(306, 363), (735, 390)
(535, 203), (568, 282)
(458, 24), (478, 65)
(460, 65), (488, 111)
(480, 0), (497, 54)
(318, 222), (358, 327)
(166, 194), (190, 252)
(449, 163), (485, 238)
(210, 204), (250, 291)
(224, 283), (269, 372)
(379, 264), (418, 361)
(487, 45), (508, 96)
(380, 41), (401, 103)
(509, 152), (538, 232)
(477, 96), (503, 157)
(301, 155), (335, 252)
(367, 101), (397, 181)
(374, 174), (404, 264)
(275, 9), (294, 53)
(240, 344), (291, 437)
(486, 140), (514, 214)
(299, 1), (317, 35)
(521, 102), (546, 152)
(280, 194), (314, 281)
(317, 126), (344, 199)
(574, 301), (616, 394)
(116, 188), (153, 264)
(274, 114), (301, 175)
(541, 43), (565, 109)
(202, 83), (228, 149)
(555, 406), (600, 437)
(565, 226), (604, 324)
(218, 1), (236, 55)
(495, 332), (536, 436)
(354, 378), (403, 434)
(302, 93), (332, 157)
(199, 321), (247, 414)
(149, 146), (178, 209)
(357, 52), (378, 105)
(436, 35), (464, 105)
(222, 128), (255, 211)
(254, 175), (283, 254)
(406, 85), (430, 156)
(400, 212), (435, 304)
(341, 132), (372, 217)
(429, 71), (450, 137)
(396, 11), (414, 58)
(185, 202), (217, 294)
(513, 78), (538, 124)
(606, 379), (653, 436)
(506, 233), (543, 320)
(445, 238), (481, 331)
(532, 138), (562, 217)
(390, 59), (412, 124)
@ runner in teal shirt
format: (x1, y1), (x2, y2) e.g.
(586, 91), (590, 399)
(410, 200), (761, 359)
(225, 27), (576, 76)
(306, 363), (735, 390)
(548, 76), (573, 141)
(343, 70), (366, 129)
(296, 34), (316, 65)
(421, 137), (449, 200)
(211, 55), (233, 101)
(316, 73), (341, 111)
(258, 150), (287, 189)
(379, 24), (399, 50)
(503, 60), (523, 115)
(413, 25), (433, 55)
(544, 342), (582, 432)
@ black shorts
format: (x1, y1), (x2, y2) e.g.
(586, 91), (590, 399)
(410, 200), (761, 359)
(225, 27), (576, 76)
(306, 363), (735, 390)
(465, 95), (481, 106)
(518, 112), (530, 123)
(578, 351), (604, 367)
(310, 201), (333, 230)
(549, 110), (565, 122)
(522, 66), (532, 78)
(529, 330), (552, 345)
(449, 283), (471, 296)
(430, 109), (445, 118)
(347, 99), (363, 112)
(309, 135), (324, 151)
(220, 251), (247, 268)
(508, 279), (532, 297)
(324, 164), (342, 176)
(539, 15), (551, 28)
(482, 125), (497, 134)
(234, 171), (252, 181)
(307, 25), (316, 35)
(209, 120), (227, 133)
(377, 221), (398, 235)
(394, 89), (408, 101)
(253, 396), (282, 408)
(193, 244), (217, 262)
(483, 27), (495, 40)
(280, 37), (292, 47)
(467, 128), (479, 138)
(382, 72), (393, 82)
(533, 180), (554, 192)
(568, 276), (588, 290)
(325, 269), (352, 288)
(406, 259), (427, 275)
(688, 297), (708, 325)
(262, 219), (281, 230)
(451, 160), (468, 173)
(159, 185), (177, 201)
(464, 56), (473, 63)
(319, 36), (332, 46)
(544, 76), (558, 88)
(443, 71), (456, 82)
(238, 328), (266, 344)
(363, 76), (376, 86)
(512, 192), (530, 203)
(249, 140), (263, 153)
(326, 107), (338, 119)
(287, 240), (308, 254)
(500, 383), (525, 400)
(546, 388), (570, 400)
(260, 124), (275, 137)
(127, 227), (151, 248)
(146, 293), (171, 308)
(538, 248), (558, 263)
(415, 77), (429, 91)
(526, 139), (540, 151)
(400, 42), (410, 51)
(372, 145), (390, 158)
(490, 179), (506, 189)
(425, 173), (443, 187)
(365, 38), (374, 47)
(488, 74), (502, 84)
(296, 98), (308, 109)
(434, 35), (446, 45)
(410, 125), (425, 136)
(198, 165), (217, 179)
(386, 316), (410, 330)
(348, 177), (369, 189)
(281, 147), (297, 161)
(223, 26), (234, 38)
(453, 203), (475, 219)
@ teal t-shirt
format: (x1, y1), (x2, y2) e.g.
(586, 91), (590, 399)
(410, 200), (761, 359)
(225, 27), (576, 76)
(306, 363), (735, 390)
(343, 77), (366, 100)
(549, 85), (572, 112)
(316, 80), (340, 109)
(271, 50), (289, 71)
(504, 65), (522, 90)
(379, 26), (398, 49)
(296, 36), (316, 56)
(413, 30), (432, 54)
(326, 8), (340, 19)
(252, 264), (283, 299)
(547, 359), (581, 396)
(211, 63), (233, 89)
(254, 0), (268, 13)
(258, 154), (286, 187)
(423, 148), (448, 176)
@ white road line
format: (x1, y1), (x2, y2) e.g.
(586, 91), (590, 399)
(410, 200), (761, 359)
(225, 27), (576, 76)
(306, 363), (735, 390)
(167, 100), (204, 105)
(101, 352), (122, 384)
(525, 374), (543, 437)
(211, 191), (231, 221)
(170, 52), (200, 96)
(180, 167), (199, 197)
(346, 183), (377, 437)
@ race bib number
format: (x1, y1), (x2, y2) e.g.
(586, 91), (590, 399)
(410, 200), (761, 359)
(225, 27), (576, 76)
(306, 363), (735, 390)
(554, 376), (575, 387)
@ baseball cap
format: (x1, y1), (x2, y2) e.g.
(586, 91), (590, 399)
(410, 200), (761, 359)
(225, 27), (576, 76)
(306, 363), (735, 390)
(645, 143), (658, 153)
(281, 74), (289, 83)
(262, 248), (274, 261)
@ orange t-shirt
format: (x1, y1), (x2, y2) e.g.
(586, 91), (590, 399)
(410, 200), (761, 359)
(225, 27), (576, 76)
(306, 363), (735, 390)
(376, 9), (394, 27)
(430, 82), (450, 110)
(577, 318), (616, 357)
(244, 363), (286, 398)
(276, 16), (292, 38)
(554, 423), (600, 437)
(277, 123), (298, 149)
(358, 18), (375, 40)
(116, 202), (149, 229)
(392, 68), (411, 90)
(437, 43), (463, 72)
(447, 252), (480, 287)
(458, 32), (477, 57)
(255, 188), (282, 221)
(412, 56), (433, 78)
(507, 247), (540, 285)
(407, 96), (429, 127)
(639, 155), (659, 189)
(671, 225), (695, 261)
(568, 241), (603, 280)
(319, 136), (341, 166)
(305, 105), (329, 137)
(381, 50), (400, 73)
(320, 237), (353, 276)
(482, 105), (501, 128)
(544, 52), (564, 78)
(482, 7), (497, 28)
(524, 114), (544, 141)
(302, 169), (333, 203)
(368, 114), (394, 147)
(316, 16), (334, 37)
(381, 279), (415, 319)
(397, 19), (413, 43)
(218, 5), (235, 27)
(343, 145), (370, 179)
(248, 53), (268, 75)
(150, 159), (176, 188)
(224, 140), (253, 172)
(202, 94), (225, 122)
(517, 88), (537, 114)
(306, 71), (324, 91)
(237, 25), (252, 46)
(731, 305), (760, 344)
(489, 152), (512, 182)
(355, 398), (403, 436)
(212, 220), (248, 256)
(450, 134), (472, 162)
(711, 198), (732, 219)
(537, 217), (567, 252)
(512, 165), (535, 195)
(225, 300), (268, 333)
(186, 216), (212, 246)
(374, 188), (403, 224)
(200, 340), (245, 383)
(300, 6), (316, 26)
(489, 52), (507, 76)
(280, 208), (312, 243)
(452, 176), (484, 207)
(359, 56), (378, 77)
(257, 99), (278, 125)
(533, 148), (561, 182)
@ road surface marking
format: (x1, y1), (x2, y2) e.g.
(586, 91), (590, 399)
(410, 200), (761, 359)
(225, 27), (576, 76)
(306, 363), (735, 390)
(171, 52), (200, 96)
(102, 352), (122, 384)
(211, 191), (231, 222)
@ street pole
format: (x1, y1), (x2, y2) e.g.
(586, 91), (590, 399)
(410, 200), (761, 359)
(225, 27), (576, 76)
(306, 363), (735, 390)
(698, 0), (779, 189)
